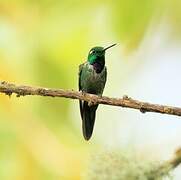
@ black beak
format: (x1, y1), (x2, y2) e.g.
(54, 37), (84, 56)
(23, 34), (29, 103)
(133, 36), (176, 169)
(104, 43), (116, 51)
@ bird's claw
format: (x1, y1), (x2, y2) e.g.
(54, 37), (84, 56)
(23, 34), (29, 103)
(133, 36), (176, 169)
(80, 90), (86, 96)
(88, 98), (98, 106)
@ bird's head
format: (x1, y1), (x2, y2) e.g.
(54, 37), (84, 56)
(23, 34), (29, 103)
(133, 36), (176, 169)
(87, 44), (116, 64)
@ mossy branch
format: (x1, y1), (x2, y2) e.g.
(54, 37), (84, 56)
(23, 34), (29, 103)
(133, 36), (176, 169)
(85, 147), (181, 180)
(152, 147), (181, 178)
(0, 81), (181, 117)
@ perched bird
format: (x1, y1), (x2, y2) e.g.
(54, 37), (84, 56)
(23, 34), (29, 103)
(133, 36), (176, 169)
(79, 44), (116, 140)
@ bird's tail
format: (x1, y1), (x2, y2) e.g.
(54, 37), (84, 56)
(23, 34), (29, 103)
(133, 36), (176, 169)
(80, 101), (98, 140)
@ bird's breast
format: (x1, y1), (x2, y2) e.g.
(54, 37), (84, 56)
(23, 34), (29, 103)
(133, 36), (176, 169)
(81, 63), (106, 94)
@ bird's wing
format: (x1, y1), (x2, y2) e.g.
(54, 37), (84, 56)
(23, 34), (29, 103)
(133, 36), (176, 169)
(79, 63), (84, 119)
(105, 66), (107, 86)
(78, 63), (84, 91)
(100, 66), (107, 95)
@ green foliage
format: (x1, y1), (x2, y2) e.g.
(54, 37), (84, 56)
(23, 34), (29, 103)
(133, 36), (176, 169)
(112, 0), (158, 50)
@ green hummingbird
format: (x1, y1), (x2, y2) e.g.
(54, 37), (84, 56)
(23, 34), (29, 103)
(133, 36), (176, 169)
(78, 44), (116, 140)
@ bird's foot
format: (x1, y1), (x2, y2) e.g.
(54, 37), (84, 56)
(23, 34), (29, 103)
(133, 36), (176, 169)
(80, 90), (86, 97)
(88, 95), (98, 106)
(88, 100), (97, 106)
(88, 94), (102, 106)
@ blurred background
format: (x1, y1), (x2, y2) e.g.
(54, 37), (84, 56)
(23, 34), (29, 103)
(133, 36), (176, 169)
(0, 0), (181, 179)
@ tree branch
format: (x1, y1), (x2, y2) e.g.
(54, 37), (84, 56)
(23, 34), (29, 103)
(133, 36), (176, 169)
(0, 81), (181, 117)
(153, 147), (181, 178)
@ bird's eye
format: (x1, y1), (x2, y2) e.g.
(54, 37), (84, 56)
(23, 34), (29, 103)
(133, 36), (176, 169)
(90, 50), (95, 54)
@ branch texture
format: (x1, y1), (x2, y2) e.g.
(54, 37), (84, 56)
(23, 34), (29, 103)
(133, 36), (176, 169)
(0, 81), (181, 117)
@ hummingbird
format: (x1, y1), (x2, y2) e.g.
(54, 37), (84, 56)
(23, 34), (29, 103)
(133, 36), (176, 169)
(78, 44), (116, 140)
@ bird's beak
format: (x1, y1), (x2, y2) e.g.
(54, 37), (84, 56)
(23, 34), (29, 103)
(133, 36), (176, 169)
(103, 43), (116, 51)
